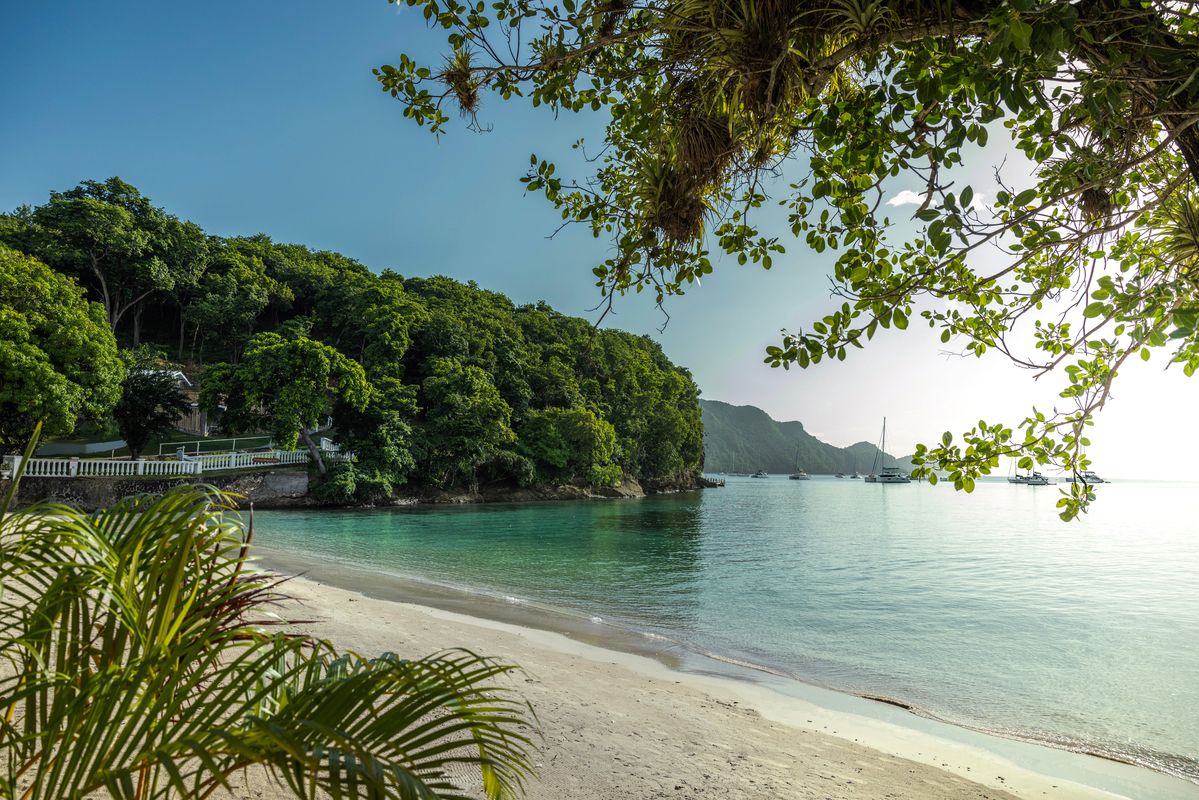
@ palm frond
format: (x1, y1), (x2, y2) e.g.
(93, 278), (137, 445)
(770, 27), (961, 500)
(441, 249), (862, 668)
(0, 472), (538, 800)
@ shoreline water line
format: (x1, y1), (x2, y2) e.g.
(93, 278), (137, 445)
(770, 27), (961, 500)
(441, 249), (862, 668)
(254, 545), (1199, 800)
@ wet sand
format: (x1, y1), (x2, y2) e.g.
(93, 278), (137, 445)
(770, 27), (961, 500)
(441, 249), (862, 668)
(224, 559), (1151, 800)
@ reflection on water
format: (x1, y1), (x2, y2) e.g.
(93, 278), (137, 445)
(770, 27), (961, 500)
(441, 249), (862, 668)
(254, 477), (1199, 784)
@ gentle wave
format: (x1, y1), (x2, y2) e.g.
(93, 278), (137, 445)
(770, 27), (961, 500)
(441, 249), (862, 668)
(259, 543), (1199, 786)
(251, 482), (1199, 791)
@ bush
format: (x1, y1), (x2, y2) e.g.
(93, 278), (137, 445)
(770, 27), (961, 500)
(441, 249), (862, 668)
(312, 461), (358, 504)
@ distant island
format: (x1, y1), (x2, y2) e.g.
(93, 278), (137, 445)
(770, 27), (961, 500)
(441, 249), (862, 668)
(700, 400), (913, 475)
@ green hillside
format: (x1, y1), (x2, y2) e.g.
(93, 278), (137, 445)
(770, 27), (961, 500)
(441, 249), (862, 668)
(700, 400), (911, 475)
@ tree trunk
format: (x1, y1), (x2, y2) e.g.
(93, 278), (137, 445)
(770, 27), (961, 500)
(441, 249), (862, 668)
(299, 428), (328, 476)
(132, 306), (144, 347)
(178, 310), (187, 361)
(87, 253), (115, 331)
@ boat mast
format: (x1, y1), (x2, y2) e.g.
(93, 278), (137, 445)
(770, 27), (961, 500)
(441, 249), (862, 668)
(872, 417), (886, 475)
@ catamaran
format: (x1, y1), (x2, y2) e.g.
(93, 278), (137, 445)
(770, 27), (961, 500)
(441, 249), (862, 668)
(863, 418), (911, 484)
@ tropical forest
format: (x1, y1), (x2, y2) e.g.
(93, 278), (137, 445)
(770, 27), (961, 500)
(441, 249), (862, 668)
(0, 177), (704, 503)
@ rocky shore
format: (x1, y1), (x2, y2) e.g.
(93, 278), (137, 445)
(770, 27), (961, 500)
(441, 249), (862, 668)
(2, 470), (720, 511)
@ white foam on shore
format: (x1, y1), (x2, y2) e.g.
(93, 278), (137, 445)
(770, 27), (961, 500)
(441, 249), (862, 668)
(381, 591), (1150, 800)
(257, 550), (1199, 800)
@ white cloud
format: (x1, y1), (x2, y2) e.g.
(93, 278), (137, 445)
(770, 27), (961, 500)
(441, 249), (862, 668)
(886, 190), (924, 207)
(885, 189), (992, 212)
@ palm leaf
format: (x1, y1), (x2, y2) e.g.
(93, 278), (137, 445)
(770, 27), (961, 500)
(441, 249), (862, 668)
(0, 469), (538, 800)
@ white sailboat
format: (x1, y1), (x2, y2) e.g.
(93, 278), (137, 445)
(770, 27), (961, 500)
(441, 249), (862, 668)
(863, 418), (911, 484)
(788, 445), (810, 480)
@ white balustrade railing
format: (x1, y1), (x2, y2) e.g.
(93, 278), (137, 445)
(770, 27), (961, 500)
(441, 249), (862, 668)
(3, 447), (349, 481)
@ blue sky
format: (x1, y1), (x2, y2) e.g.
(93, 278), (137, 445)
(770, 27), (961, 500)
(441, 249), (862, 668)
(3, 1), (1194, 477)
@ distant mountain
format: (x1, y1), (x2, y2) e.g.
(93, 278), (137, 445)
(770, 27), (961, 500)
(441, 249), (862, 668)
(700, 400), (912, 475)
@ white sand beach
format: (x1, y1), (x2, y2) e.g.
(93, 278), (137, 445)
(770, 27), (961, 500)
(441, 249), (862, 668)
(227, 574), (1136, 800)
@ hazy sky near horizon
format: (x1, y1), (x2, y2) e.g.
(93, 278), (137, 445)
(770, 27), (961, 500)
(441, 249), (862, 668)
(2, 1), (1195, 478)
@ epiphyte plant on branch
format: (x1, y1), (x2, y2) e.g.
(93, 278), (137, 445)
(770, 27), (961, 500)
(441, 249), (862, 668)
(375, 0), (1199, 518)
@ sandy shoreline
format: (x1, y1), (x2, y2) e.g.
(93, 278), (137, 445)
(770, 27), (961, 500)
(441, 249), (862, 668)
(223, 557), (1193, 800)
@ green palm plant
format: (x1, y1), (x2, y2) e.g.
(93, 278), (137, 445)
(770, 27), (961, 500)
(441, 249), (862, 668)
(0, 429), (537, 800)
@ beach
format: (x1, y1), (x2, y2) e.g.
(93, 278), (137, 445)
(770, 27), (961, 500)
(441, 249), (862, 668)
(229, 569), (1131, 800)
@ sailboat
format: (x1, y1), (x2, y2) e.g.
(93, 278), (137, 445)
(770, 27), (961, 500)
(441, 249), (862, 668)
(863, 418), (911, 484)
(788, 445), (810, 480)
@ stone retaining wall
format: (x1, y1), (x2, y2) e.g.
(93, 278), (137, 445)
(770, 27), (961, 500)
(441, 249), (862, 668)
(1, 470), (313, 511)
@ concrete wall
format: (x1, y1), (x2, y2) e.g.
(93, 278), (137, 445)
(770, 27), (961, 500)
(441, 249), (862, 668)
(1, 469), (313, 511)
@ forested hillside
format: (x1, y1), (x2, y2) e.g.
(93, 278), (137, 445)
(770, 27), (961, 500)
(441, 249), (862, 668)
(701, 400), (910, 475)
(0, 177), (704, 502)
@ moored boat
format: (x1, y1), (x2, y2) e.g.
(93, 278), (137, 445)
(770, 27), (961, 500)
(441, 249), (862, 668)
(751, 470), (769, 478)
(788, 445), (810, 480)
(863, 418), (911, 484)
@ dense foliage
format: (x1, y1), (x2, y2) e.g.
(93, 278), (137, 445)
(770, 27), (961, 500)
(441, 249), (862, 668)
(113, 347), (192, 460)
(201, 331), (372, 475)
(0, 455), (536, 799)
(379, 0), (1199, 517)
(1, 180), (704, 499)
(700, 400), (906, 475)
(0, 245), (123, 453)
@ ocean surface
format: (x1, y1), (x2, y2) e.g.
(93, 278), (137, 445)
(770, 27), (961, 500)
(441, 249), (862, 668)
(252, 477), (1199, 788)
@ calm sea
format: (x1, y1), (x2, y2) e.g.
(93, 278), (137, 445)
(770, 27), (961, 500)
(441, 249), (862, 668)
(252, 477), (1199, 787)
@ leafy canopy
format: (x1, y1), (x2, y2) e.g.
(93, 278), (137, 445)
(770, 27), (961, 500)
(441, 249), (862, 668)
(12, 177), (209, 336)
(3, 178), (706, 497)
(0, 246), (123, 453)
(419, 357), (517, 488)
(380, 0), (1199, 517)
(201, 331), (372, 450)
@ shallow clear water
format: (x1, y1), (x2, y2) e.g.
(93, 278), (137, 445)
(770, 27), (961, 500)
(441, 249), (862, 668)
(253, 477), (1199, 783)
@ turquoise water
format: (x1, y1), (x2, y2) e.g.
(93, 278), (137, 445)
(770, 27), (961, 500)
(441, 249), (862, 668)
(253, 477), (1199, 785)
